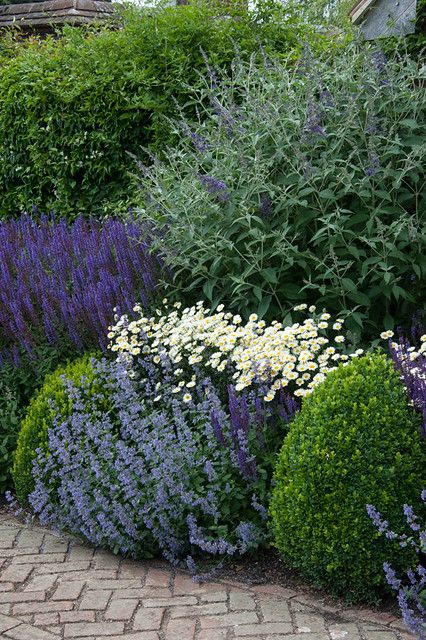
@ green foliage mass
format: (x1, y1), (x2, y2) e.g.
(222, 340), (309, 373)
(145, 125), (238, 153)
(0, 1), (326, 219)
(270, 353), (426, 602)
(12, 353), (101, 506)
(0, 366), (22, 494)
(136, 46), (426, 341)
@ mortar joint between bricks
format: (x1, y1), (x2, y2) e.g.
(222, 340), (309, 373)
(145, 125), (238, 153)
(193, 615), (202, 640)
(86, 547), (97, 571)
(16, 563), (36, 594)
(88, 546), (99, 571)
(39, 614), (65, 639)
(292, 596), (325, 618)
(44, 577), (61, 602)
(62, 539), (72, 563)
(11, 528), (23, 550)
(114, 556), (127, 581)
(322, 607), (335, 640)
(288, 596), (300, 632)
(38, 533), (50, 555)
(170, 569), (178, 595)
(252, 593), (264, 623)
(1, 556), (13, 574)
(122, 591), (145, 633)
(156, 603), (169, 640)
(94, 588), (114, 624)
(74, 580), (91, 619)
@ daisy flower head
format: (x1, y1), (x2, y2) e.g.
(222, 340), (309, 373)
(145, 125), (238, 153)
(108, 300), (359, 401)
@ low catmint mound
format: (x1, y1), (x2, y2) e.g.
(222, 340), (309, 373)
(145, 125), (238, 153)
(367, 491), (426, 639)
(24, 354), (294, 568)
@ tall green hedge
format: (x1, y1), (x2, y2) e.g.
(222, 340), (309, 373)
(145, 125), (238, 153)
(0, 2), (328, 219)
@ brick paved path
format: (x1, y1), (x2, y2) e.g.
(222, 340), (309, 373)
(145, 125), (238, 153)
(0, 516), (413, 640)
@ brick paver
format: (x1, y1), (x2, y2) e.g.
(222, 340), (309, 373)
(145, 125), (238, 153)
(0, 517), (415, 639)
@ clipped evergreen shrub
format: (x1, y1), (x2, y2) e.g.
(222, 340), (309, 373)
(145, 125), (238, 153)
(270, 353), (426, 602)
(12, 353), (102, 506)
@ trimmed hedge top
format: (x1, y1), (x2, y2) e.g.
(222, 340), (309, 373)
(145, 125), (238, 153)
(0, 2), (328, 219)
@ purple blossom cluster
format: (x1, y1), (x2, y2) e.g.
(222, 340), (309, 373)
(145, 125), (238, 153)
(367, 494), (426, 639)
(210, 96), (237, 136)
(365, 149), (381, 177)
(198, 175), (230, 202)
(29, 354), (296, 571)
(388, 335), (426, 438)
(371, 50), (390, 86)
(0, 215), (163, 365)
(303, 96), (326, 137)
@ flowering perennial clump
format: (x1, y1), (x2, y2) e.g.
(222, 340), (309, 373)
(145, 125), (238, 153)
(367, 493), (426, 639)
(28, 355), (294, 570)
(136, 47), (426, 340)
(381, 331), (426, 437)
(108, 301), (362, 402)
(0, 214), (163, 364)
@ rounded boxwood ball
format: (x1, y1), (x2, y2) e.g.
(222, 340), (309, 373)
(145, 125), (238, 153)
(13, 353), (102, 506)
(270, 353), (426, 602)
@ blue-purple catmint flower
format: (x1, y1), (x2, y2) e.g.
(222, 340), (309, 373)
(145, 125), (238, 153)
(389, 334), (426, 438)
(368, 495), (426, 639)
(304, 97), (326, 138)
(259, 193), (272, 217)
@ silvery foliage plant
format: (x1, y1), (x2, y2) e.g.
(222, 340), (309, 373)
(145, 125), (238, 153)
(135, 45), (426, 342)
